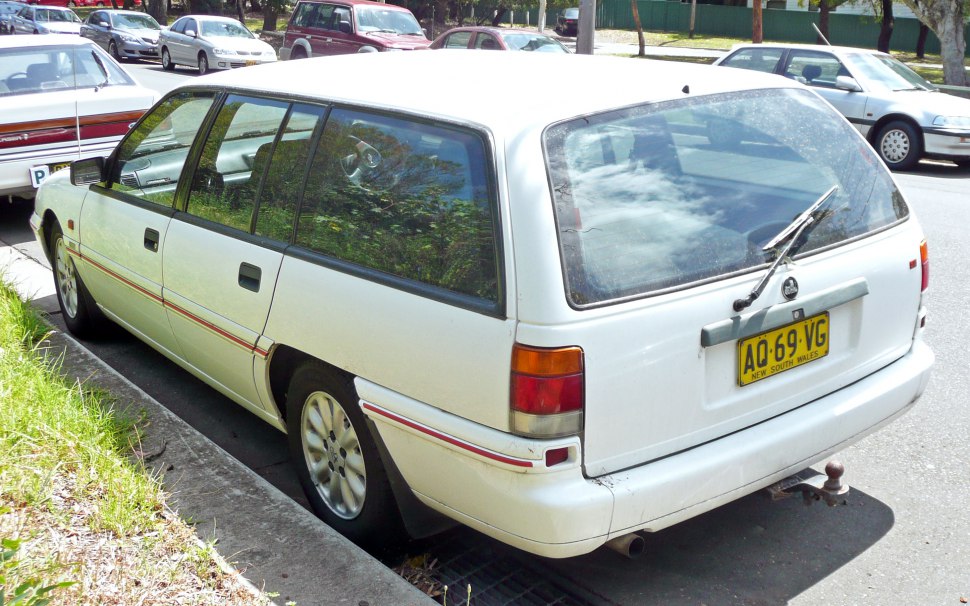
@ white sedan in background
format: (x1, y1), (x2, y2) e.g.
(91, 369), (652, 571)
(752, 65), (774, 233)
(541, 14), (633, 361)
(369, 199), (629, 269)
(0, 35), (156, 201)
(9, 4), (82, 35)
(159, 15), (276, 75)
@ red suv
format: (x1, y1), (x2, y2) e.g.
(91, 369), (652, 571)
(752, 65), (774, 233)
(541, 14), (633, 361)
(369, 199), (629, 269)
(280, 0), (429, 59)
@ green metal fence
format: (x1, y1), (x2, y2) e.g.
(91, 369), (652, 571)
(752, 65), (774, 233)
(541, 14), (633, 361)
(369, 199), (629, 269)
(595, 0), (970, 57)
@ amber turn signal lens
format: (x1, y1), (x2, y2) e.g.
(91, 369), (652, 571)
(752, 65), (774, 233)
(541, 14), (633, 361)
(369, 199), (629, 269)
(511, 344), (583, 376)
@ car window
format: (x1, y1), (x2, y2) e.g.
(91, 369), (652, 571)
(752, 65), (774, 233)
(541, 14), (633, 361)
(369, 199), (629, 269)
(331, 6), (350, 31)
(783, 50), (844, 88)
(500, 32), (567, 52)
(185, 95), (290, 232)
(544, 88), (908, 307)
(184, 18), (198, 34)
(111, 91), (218, 207)
(442, 31), (471, 48)
(355, 5), (421, 34)
(720, 48), (784, 74)
(201, 19), (252, 38)
(0, 45), (134, 96)
(253, 104), (327, 241)
(169, 18), (185, 33)
(475, 34), (500, 50)
(296, 108), (499, 304)
(114, 13), (160, 30)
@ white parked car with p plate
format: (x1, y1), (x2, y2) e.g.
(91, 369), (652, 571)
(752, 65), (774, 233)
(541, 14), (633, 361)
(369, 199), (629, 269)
(0, 35), (156, 201)
(31, 52), (933, 558)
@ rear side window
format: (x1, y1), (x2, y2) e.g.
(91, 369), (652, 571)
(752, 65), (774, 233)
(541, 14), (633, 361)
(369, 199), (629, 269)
(544, 88), (907, 307)
(296, 108), (499, 306)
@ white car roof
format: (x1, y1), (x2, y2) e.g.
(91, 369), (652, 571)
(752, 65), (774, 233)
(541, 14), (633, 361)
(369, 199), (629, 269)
(190, 51), (796, 132)
(726, 43), (888, 58)
(0, 33), (95, 50)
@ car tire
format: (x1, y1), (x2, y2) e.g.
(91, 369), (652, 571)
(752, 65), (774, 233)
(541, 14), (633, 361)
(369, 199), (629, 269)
(161, 47), (174, 71)
(49, 222), (105, 339)
(197, 52), (209, 75)
(109, 40), (123, 61)
(285, 362), (402, 548)
(876, 120), (921, 171)
(290, 47), (307, 60)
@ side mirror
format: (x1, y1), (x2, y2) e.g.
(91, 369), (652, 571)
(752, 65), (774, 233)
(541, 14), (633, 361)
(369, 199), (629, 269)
(98, 21), (109, 27)
(185, 28), (197, 37)
(835, 75), (862, 92)
(338, 21), (351, 34)
(70, 157), (105, 186)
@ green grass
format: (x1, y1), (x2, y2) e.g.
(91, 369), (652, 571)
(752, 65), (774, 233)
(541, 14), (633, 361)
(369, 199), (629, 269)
(0, 278), (268, 604)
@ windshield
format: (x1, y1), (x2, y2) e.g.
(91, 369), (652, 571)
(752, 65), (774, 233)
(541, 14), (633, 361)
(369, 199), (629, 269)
(843, 52), (936, 92)
(500, 32), (567, 52)
(114, 13), (160, 30)
(200, 19), (253, 38)
(544, 88), (908, 307)
(356, 6), (422, 34)
(38, 9), (81, 23)
(0, 46), (135, 96)
(0, 4), (20, 15)
(563, 8), (579, 17)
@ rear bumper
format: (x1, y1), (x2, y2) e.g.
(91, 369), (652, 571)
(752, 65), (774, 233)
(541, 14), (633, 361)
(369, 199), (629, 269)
(361, 340), (933, 558)
(1, 140), (118, 199)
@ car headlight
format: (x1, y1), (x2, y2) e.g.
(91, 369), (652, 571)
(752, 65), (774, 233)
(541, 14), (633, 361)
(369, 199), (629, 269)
(119, 33), (138, 43)
(932, 115), (970, 129)
(212, 48), (237, 57)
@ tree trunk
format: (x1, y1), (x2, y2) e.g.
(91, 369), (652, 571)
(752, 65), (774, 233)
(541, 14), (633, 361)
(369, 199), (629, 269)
(538, 0), (547, 32)
(877, 0), (893, 52)
(147, 0), (167, 25)
(817, 0), (830, 44)
(631, 0), (645, 56)
(908, 0), (967, 86)
(261, 4), (278, 31)
(491, 7), (507, 27)
(235, 0), (246, 24)
(751, 0), (763, 43)
(250, 0), (261, 12)
(915, 22), (928, 58)
(689, 0), (697, 39)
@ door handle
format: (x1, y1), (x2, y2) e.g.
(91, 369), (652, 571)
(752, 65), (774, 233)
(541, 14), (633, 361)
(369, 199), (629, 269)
(238, 262), (261, 293)
(144, 228), (159, 252)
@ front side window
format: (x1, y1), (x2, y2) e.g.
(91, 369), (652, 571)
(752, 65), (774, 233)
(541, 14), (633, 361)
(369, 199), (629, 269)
(296, 108), (499, 305)
(783, 51), (844, 88)
(112, 91), (217, 207)
(545, 88), (908, 307)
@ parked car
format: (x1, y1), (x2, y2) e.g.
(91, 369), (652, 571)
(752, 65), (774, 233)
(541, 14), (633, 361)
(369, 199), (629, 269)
(10, 4), (81, 35)
(554, 7), (578, 36)
(81, 9), (161, 61)
(0, 1), (26, 34)
(714, 43), (970, 171)
(31, 52), (932, 558)
(430, 26), (569, 53)
(0, 35), (155, 200)
(159, 15), (276, 74)
(279, 0), (429, 59)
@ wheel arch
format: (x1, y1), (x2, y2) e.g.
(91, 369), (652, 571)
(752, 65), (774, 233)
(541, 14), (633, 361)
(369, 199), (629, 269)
(868, 113), (924, 150)
(289, 39), (311, 59)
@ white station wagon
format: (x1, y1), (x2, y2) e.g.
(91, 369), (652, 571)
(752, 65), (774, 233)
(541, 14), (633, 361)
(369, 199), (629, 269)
(31, 52), (933, 558)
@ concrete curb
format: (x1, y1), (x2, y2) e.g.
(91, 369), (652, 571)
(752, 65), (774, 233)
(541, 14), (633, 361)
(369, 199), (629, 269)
(2, 242), (435, 606)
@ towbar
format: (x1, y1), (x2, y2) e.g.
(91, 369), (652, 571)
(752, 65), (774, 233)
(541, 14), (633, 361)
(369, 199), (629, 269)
(765, 460), (849, 507)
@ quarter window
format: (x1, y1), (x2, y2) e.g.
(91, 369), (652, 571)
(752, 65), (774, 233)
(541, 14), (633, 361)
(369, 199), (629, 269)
(112, 91), (217, 207)
(296, 108), (499, 304)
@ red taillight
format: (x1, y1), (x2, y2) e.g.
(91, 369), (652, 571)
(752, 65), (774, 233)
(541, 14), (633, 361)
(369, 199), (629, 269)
(510, 344), (584, 438)
(920, 239), (929, 292)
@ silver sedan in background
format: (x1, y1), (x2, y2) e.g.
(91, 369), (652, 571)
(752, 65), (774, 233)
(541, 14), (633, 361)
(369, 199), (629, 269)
(714, 43), (970, 170)
(81, 9), (162, 62)
(159, 15), (276, 75)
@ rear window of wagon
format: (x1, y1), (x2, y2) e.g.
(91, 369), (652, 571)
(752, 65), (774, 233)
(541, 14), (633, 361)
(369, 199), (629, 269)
(543, 88), (908, 308)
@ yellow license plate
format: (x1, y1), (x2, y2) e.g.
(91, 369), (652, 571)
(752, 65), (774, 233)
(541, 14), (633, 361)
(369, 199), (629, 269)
(737, 312), (829, 386)
(49, 162), (70, 173)
(245, 60), (257, 66)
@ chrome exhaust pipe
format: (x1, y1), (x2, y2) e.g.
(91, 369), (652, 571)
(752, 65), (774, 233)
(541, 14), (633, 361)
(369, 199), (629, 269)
(605, 533), (645, 559)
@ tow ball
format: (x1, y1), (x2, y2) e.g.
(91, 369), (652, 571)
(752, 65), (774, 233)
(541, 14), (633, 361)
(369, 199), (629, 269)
(765, 461), (849, 506)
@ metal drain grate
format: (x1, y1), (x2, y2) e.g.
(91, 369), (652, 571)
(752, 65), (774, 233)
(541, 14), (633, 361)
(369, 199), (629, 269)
(426, 536), (616, 606)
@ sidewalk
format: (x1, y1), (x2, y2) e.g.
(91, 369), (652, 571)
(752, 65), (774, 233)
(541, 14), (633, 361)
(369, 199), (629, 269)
(0, 242), (434, 606)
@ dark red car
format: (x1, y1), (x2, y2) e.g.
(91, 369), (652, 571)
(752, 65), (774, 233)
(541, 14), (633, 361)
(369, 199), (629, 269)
(430, 26), (569, 53)
(280, 0), (429, 59)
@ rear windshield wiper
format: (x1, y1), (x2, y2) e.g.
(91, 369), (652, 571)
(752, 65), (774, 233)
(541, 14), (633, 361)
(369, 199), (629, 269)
(732, 184), (838, 313)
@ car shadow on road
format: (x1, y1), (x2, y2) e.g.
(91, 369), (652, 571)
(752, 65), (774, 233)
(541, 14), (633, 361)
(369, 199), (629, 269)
(901, 160), (969, 179)
(538, 484), (894, 605)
